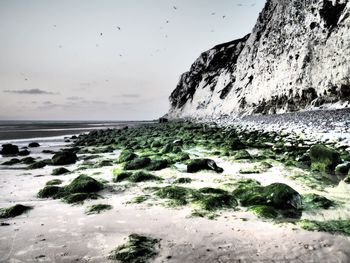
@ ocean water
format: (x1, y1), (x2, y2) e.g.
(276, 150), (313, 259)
(0, 120), (153, 142)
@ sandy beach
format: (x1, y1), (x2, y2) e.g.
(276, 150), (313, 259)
(1, 124), (350, 262)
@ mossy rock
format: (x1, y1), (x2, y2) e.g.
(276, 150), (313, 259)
(66, 175), (103, 194)
(124, 157), (151, 170)
(146, 159), (169, 171)
(187, 159), (223, 173)
(234, 150), (252, 160)
(37, 185), (65, 198)
(302, 193), (335, 210)
(85, 204), (112, 214)
(156, 185), (193, 206)
(63, 193), (99, 204)
(0, 204), (32, 218)
(113, 171), (133, 183)
(1, 158), (21, 166)
(21, 157), (36, 164)
(233, 180), (302, 211)
(52, 167), (70, 175)
(52, 151), (78, 165)
(248, 205), (278, 219)
(118, 150), (137, 163)
(28, 160), (48, 169)
(263, 183), (302, 210)
(309, 144), (341, 173)
(46, 179), (63, 186)
(196, 192), (237, 211)
(174, 177), (192, 184)
(298, 219), (350, 236)
(128, 171), (162, 183)
(108, 234), (159, 262)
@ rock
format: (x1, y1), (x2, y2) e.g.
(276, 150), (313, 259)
(37, 186), (63, 198)
(146, 159), (169, 171)
(52, 167), (70, 175)
(0, 204), (32, 218)
(335, 162), (350, 176)
(187, 158), (223, 173)
(28, 142), (40, 148)
(124, 157), (151, 170)
(18, 149), (30, 156)
(52, 151), (77, 165)
(65, 175), (103, 194)
(159, 117), (168, 123)
(28, 160), (49, 169)
(263, 183), (302, 210)
(233, 179), (302, 211)
(118, 150), (137, 163)
(309, 144), (341, 172)
(1, 144), (19, 155)
(1, 158), (21, 166)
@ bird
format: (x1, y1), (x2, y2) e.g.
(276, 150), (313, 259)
(173, 6), (177, 10)
(166, 20), (169, 23)
(100, 32), (103, 36)
(211, 12), (216, 15)
(223, 15), (226, 19)
(237, 4), (243, 6)
(117, 27), (121, 30)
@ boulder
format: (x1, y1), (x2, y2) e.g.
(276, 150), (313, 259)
(52, 151), (77, 165)
(187, 158), (223, 173)
(1, 144), (19, 155)
(66, 175), (103, 194)
(124, 157), (151, 170)
(335, 162), (350, 176)
(309, 144), (341, 172)
(28, 142), (40, 148)
(18, 149), (30, 156)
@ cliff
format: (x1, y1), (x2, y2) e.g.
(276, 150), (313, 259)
(168, 0), (350, 119)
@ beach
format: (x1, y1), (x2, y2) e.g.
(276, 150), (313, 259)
(1, 121), (350, 262)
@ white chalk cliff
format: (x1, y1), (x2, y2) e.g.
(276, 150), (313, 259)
(168, 0), (350, 119)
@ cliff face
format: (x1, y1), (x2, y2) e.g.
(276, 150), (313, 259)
(168, 0), (350, 119)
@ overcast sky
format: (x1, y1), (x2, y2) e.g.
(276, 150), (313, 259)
(0, 0), (265, 120)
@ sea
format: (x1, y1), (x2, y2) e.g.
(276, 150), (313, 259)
(0, 120), (154, 144)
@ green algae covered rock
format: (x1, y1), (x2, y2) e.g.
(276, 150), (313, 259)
(309, 144), (341, 173)
(108, 234), (159, 263)
(0, 204), (32, 218)
(66, 174), (103, 194)
(124, 157), (151, 170)
(52, 167), (70, 175)
(233, 179), (302, 210)
(52, 151), (77, 165)
(118, 150), (137, 163)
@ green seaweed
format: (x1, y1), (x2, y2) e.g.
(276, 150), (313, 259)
(85, 204), (112, 214)
(108, 234), (159, 263)
(0, 204), (32, 218)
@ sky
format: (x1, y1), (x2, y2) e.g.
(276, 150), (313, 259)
(0, 0), (265, 121)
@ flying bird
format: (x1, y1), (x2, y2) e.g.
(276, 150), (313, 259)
(211, 12), (216, 15)
(223, 15), (226, 19)
(173, 6), (177, 10)
(166, 20), (169, 23)
(117, 26), (121, 30)
(100, 32), (103, 36)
